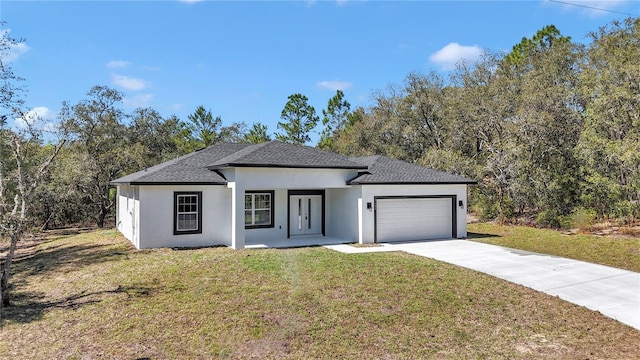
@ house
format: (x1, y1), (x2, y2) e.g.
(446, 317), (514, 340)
(111, 140), (476, 249)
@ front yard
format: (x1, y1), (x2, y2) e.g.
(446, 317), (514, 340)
(1, 229), (639, 359)
(468, 223), (640, 272)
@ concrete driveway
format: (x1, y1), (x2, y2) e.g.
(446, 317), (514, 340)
(325, 239), (640, 330)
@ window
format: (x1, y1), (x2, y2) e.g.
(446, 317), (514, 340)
(245, 191), (274, 229)
(174, 192), (202, 235)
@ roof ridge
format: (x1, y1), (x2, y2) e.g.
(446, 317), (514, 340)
(349, 154), (382, 167)
(207, 140), (367, 169)
(206, 141), (274, 167)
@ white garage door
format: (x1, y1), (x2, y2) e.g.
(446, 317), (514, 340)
(376, 197), (453, 242)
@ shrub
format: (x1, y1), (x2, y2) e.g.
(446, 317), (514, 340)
(570, 207), (597, 231)
(611, 201), (640, 222)
(473, 197), (498, 221)
(536, 210), (570, 229)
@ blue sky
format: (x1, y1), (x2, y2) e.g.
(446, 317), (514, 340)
(1, 0), (638, 142)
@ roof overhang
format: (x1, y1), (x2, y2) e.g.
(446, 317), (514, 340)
(110, 181), (228, 186)
(347, 180), (479, 185)
(207, 163), (368, 170)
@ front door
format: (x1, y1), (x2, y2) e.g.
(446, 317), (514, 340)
(289, 195), (322, 236)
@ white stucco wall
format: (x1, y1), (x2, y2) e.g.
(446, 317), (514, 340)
(116, 185), (140, 248)
(326, 187), (361, 242)
(116, 185), (130, 241)
(136, 185), (232, 249)
(220, 167), (358, 189)
(359, 184), (469, 243)
(244, 188), (289, 244)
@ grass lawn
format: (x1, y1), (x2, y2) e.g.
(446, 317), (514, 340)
(1, 230), (639, 359)
(468, 223), (640, 272)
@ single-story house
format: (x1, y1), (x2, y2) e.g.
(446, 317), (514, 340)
(111, 140), (476, 249)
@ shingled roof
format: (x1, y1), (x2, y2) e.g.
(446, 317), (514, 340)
(347, 155), (476, 185)
(111, 141), (476, 185)
(111, 143), (250, 185)
(207, 141), (366, 169)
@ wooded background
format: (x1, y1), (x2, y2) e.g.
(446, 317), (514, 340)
(2, 19), (639, 234)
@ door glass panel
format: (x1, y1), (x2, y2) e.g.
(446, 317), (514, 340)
(308, 198), (311, 229)
(298, 198), (302, 230)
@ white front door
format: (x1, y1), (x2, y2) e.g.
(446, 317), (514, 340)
(290, 195), (322, 236)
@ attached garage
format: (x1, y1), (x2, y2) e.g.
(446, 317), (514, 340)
(374, 196), (456, 243)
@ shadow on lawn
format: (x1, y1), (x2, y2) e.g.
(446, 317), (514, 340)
(11, 241), (130, 278)
(467, 232), (501, 239)
(1, 233), (139, 325)
(1, 284), (156, 325)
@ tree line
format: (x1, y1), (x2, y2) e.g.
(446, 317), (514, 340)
(4, 18), (640, 232)
(1, 18), (638, 304)
(328, 20), (640, 228)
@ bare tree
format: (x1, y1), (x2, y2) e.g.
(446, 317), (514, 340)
(0, 24), (66, 307)
(0, 112), (65, 306)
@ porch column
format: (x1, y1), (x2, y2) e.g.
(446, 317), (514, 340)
(227, 181), (246, 249)
(358, 197), (364, 244)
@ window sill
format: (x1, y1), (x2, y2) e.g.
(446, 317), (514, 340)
(245, 224), (274, 230)
(173, 229), (202, 235)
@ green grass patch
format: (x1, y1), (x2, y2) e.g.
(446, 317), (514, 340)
(469, 223), (640, 272)
(2, 229), (639, 359)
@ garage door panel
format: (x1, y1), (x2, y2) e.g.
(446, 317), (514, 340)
(376, 198), (453, 242)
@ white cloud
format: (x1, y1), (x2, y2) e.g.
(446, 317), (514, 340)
(316, 80), (352, 91)
(124, 94), (154, 108)
(178, 0), (204, 3)
(14, 106), (55, 129)
(336, 0), (348, 6)
(1, 29), (30, 63)
(106, 60), (130, 68)
(429, 42), (483, 70)
(112, 74), (146, 91)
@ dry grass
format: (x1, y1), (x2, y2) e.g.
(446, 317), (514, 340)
(1, 229), (639, 359)
(469, 223), (640, 272)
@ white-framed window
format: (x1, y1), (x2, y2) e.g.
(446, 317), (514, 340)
(245, 191), (274, 228)
(174, 192), (202, 235)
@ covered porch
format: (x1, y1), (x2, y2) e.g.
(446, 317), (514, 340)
(222, 166), (362, 249)
(245, 234), (353, 249)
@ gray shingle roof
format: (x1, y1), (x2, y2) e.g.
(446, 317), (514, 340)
(111, 143), (250, 185)
(347, 155), (476, 185)
(111, 141), (476, 185)
(206, 140), (367, 170)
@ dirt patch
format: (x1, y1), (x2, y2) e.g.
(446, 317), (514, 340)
(233, 339), (291, 359)
(515, 334), (570, 357)
(467, 213), (480, 223)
